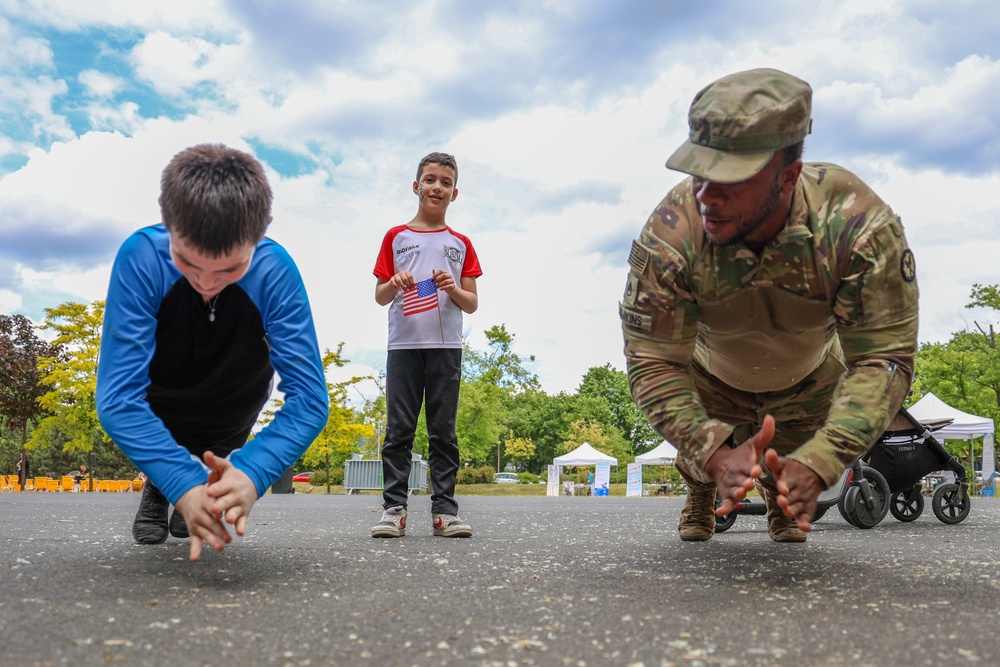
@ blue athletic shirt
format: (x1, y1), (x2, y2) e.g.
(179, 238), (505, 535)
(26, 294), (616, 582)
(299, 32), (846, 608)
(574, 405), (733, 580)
(96, 224), (329, 505)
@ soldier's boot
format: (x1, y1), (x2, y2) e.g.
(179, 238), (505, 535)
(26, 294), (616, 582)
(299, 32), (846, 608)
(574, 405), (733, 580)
(678, 483), (716, 541)
(756, 479), (807, 543)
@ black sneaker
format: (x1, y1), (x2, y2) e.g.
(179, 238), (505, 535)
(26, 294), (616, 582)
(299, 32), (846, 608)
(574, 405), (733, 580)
(168, 509), (189, 539)
(133, 482), (169, 544)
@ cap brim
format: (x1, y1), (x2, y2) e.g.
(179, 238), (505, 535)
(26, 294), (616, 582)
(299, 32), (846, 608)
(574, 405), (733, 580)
(665, 141), (774, 184)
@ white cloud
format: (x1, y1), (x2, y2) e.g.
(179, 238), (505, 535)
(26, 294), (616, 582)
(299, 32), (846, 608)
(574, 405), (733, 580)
(2, 0), (1000, 394)
(78, 69), (124, 98)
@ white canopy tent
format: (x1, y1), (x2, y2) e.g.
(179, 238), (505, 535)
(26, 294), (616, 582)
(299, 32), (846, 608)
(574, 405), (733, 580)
(635, 440), (678, 465)
(907, 392), (995, 482)
(553, 442), (618, 466)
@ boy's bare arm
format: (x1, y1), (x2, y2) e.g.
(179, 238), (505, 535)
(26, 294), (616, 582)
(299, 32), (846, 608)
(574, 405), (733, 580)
(434, 272), (478, 314)
(375, 273), (414, 306)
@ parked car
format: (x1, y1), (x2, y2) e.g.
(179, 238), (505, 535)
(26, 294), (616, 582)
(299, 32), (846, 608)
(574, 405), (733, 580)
(494, 472), (519, 484)
(292, 471), (314, 483)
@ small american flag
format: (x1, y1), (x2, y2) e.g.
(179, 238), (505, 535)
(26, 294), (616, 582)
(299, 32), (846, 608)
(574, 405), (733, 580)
(402, 278), (439, 316)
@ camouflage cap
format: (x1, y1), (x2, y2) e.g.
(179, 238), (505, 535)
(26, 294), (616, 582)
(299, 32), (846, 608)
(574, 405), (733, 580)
(666, 68), (812, 184)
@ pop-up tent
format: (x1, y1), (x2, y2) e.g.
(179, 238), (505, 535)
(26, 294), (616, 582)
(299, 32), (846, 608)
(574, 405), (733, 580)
(553, 442), (618, 466)
(907, 392), (995, 483)
(635, 440), (678, 465)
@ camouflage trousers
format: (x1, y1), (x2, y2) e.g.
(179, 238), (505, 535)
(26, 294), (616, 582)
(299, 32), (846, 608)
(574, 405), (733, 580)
(675, 348), (847, 490)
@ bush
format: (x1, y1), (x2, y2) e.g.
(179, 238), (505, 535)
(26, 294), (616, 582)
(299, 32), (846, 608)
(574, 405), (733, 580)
(307, 469), (344, 486)
(457, 465), (496, 484)
(456, 466), (477, 485)
(518, 472), (539, 484)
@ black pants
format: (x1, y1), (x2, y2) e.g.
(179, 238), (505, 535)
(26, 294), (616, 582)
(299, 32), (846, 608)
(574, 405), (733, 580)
(382, 348), (462, 515)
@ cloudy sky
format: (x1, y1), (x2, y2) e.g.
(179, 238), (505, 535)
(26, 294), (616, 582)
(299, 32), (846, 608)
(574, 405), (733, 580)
(2, 0), (999, 398)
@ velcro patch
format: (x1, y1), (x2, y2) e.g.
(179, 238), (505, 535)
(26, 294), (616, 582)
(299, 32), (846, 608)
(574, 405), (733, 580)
(628, 240), (650, 274)
(619, 303), (653, 332)
(622, 273), (640, 305)
(900, 248), (916, 282)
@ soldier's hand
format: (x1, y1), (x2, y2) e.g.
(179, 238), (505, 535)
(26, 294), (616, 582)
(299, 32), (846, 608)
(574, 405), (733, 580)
(706, 415), (774, 516)
(764, 449), (824, 532)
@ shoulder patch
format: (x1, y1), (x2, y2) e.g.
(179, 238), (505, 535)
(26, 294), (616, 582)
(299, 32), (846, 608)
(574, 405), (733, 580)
(619, 303), (653, 333)
(628, 240), (650, 274)
(900, 248), (916, 282)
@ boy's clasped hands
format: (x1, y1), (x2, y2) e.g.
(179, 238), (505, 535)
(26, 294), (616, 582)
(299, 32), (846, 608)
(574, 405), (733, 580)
(173, 452), (258, 562)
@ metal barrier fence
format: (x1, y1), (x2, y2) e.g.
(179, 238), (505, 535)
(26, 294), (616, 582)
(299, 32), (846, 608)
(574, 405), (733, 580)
(344, 454), (429, 495)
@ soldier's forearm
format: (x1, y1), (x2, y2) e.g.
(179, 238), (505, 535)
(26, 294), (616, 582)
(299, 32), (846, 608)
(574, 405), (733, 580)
(787, 359), (911, 488)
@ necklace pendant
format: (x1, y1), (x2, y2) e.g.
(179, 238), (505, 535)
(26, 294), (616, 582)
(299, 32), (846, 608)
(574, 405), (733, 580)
(209, 310), (216, 322)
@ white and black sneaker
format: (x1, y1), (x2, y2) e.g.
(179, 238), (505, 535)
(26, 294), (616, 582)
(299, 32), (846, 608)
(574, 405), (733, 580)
(371, 506), (407, 538)
(432, 513), (472, 538)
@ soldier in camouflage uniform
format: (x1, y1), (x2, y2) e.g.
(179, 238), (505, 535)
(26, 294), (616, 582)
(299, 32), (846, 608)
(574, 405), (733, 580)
(621, 68), (919, 542)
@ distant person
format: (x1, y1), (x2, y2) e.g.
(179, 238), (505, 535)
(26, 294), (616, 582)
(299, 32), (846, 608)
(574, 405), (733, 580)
(621, 68), (919, 542)
(17, 453), (30, 488)
(371, 152), (482, 538)
(96, 144), (329, 561)
(77, 464), (88, 478)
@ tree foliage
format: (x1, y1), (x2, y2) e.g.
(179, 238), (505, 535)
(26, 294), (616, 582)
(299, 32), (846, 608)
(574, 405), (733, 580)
(502, 390), (617, 473)
(301, 344), (374, 490)
(560, 418), (630, 463)
(504, 431), (535, 468)
(912, 284), (1000, 474)
(577, 363), (658, 454)
(463, 324), (540, 393)
(0, 313), (60, 446)
(29, 301), (109, 453)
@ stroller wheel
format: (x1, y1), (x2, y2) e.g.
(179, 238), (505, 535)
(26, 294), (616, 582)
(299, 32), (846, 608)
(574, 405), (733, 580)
(714, 494), (738, 532)
(889, 485), (924, 522)
(931, 483), (971, 524)
(811, 506), (828, 522)
(838, 467), (890, 528)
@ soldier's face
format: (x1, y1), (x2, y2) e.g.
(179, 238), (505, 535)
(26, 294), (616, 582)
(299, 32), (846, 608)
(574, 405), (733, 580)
(693, 154), (791, 250)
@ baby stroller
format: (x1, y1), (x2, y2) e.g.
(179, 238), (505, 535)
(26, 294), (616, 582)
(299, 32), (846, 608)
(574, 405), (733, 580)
(715, 455), (890, 532)
(865, 406), (971, 525)
(715, 405), (971, 532)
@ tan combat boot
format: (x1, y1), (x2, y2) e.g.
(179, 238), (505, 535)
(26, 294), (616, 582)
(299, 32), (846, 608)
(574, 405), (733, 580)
(678, 485), (716, 541)
(757, 481), (807, 543)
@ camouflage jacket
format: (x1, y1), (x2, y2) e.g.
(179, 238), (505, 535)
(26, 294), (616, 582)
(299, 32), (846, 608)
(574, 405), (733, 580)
(621, 163), (919, 487)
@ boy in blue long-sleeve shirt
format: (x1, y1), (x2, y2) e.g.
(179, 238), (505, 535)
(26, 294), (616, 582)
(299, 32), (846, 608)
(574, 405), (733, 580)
(97, 144), (329, 561)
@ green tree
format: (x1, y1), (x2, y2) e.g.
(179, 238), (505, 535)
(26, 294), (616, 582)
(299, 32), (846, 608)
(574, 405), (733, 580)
(27, 301), (134, 476)
(463, 324), (540, 393)
(577, 363), (659, 454)
(910, 283), (1000, 478)
(301, 345), (374, 492)
(503, 431), (535, 470)
(29, 301), (105, 452)
(502, 390), (614, 473)
(560, 418), (630, 463)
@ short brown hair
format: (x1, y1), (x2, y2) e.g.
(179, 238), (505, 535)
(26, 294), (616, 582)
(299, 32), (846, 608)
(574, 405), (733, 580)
(159, 144), (272, 257)
(416, 152), (458, 184)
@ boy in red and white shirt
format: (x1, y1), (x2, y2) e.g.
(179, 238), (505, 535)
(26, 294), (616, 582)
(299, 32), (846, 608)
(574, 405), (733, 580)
(371, 152), (482, 538)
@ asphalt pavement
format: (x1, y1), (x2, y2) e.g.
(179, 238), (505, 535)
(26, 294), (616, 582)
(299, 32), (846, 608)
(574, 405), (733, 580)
(1, 491), (998, 666)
